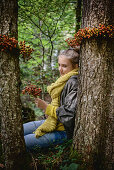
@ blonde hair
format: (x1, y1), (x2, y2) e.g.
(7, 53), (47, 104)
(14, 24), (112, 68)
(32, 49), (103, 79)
(58, 47), (80, 67)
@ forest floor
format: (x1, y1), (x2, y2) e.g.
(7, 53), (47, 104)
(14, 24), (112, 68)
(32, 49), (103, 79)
(0, 138), (87, 170)
(29, 140), (82, 170)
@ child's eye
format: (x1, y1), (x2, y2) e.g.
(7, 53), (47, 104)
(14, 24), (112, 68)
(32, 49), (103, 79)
(63, 64), (67, 68)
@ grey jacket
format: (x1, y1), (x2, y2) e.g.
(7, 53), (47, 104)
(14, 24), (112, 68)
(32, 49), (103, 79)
(56, 75), (78, 139)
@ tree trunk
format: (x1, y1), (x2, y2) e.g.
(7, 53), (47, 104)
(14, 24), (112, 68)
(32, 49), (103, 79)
(73, 0), (114, 170)
(0, 0), (31, 169)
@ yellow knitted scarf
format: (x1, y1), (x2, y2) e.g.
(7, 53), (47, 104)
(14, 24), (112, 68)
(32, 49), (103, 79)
(47, 69), (78, 107)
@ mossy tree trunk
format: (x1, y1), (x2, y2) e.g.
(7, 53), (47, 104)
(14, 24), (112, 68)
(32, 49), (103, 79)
(0, 0), (31, 169)
(73, 0), (114, 170)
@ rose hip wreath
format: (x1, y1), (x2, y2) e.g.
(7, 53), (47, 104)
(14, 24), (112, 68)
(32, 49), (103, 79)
(66, 24), (114, 47)
(0, 35), (18, 51)
(22, 85), (42, 98)
(0, 34), (34, 60)
(19, 41), (34, 60)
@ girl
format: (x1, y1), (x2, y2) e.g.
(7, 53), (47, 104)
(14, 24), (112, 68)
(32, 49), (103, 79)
(23, 48), (80, 151)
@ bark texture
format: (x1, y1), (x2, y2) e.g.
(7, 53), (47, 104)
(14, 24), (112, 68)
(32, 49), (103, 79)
(0, 0), (18, 37)
(73, 0), (114, 170)
(82, 0), (114, 27)
(0, 0), (29, 169)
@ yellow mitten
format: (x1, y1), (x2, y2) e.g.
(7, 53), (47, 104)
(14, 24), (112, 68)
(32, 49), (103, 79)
(34, 116), (57, 138)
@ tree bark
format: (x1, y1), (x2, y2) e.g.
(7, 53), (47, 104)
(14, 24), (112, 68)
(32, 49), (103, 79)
(0, 0), (31, 169)
(73, 0), (114, 170)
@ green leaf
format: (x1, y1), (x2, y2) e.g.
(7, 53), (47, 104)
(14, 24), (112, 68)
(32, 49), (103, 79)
(61, 163), (79, 170)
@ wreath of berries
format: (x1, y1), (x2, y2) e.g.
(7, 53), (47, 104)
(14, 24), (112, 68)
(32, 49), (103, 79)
(0, 34), (34, 60)
(0, 35), (18, 51)
(66, 24), (114, 47)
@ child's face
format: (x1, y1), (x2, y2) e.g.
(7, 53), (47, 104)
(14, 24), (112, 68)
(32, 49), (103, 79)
(58, 55), (76, 76)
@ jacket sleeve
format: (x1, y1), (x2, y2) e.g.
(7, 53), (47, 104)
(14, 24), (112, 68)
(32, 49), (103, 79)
(56, 78), (78, 138)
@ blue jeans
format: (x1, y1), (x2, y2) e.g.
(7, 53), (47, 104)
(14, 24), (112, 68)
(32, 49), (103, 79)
(23, 120), (67, 151)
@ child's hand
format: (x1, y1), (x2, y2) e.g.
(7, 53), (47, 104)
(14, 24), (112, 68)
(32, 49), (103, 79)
(35, 98), (48, 112)
(33, 128), (45, 138)
(33, 116), (57, 138)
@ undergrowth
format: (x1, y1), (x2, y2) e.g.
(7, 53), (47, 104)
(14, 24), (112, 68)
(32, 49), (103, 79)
(29, 139), (87, 170)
